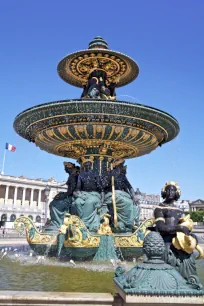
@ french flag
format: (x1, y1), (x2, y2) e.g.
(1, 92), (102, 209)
(5, 143), (16, 152)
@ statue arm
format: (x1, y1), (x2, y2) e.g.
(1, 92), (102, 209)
(67, 176), (76, 196)
(101, 191), (105, 205)
(76, 175), (82, 191)
(154, 207), (190, 235)
(124, 177), (139, 205)
(96, 176), (103, 193)
(96, 176), (104, 206)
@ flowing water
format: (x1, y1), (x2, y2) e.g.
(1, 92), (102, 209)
(0, 246), (204, 293)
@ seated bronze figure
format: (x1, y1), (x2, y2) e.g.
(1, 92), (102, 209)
(154, 181), (203, 280)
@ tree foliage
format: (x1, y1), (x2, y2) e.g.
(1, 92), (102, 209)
(190, 211), (204, 222)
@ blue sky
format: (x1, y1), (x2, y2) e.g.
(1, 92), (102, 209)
(0, 1), (204, 200)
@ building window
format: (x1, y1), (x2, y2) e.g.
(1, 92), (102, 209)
(36, 215), (41, 223)
(28, 215), (33, 220)
(10, 214), (16, 222)
(1, 214), (7, 222)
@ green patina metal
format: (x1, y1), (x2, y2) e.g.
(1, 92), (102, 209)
(14, 215), (150, 259)
(114, 232), (204, 296)
(14, 99), (179, 147)
(13, 37), (180, 262)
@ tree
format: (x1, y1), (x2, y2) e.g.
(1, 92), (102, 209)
(190, 211), (204, 222)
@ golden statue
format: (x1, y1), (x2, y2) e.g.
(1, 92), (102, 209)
(172, 214), (204, 259)
(98, 214), (112, 235)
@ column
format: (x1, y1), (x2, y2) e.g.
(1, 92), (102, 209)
(22, 188), (26, 206)
(45, 189), (51, 222)
(4, 185), (9, 205)
(37, 189), (42, 207)
(30, 189), (34, 206)
(13, 186), (18, 207)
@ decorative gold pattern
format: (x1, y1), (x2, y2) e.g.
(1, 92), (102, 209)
(172, 214), (204, 259)
(14, 215), (155, 249)
(25, 111), (169, 139)
(156, 205), (183, 211)
(58, 50), (139, 88)
(114, 218), (154, 248)
(162, 181), (181, 196)
(155, 217), (165, 222)
(97, 214), (112, 235)
(14, 216), (57, 245)
(35, 123), (159, 160)
(69, 54), (125, 84)
(62, 215), (100, 248)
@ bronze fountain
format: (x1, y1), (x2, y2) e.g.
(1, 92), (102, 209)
(13, 37), (179, 260)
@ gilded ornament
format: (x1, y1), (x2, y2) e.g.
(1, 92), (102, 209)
(59, 126), (67, 134)
(115, 126), (121, 134)
(162, 181), (181, 196)
(46, 129), (54, 137)
(114, 219), (154, 248)
(14, 216), (57, 245)
(98, 214), (112, 235)
(96, 125), (103, 133)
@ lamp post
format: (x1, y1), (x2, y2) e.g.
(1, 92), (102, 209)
(44, 184), (50, 225)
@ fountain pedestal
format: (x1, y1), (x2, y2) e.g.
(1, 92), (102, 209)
(114, 232), (204, 305)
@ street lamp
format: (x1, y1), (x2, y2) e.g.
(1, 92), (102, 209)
(44, 184), (50, 225)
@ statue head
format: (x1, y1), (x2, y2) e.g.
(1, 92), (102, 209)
(75, 166), (80, 174)
(102, 213), (111, 222)
(63, 213), (71, 226)
(112, 158), (125, 169)
(83, 161), (92, 171)
(63, 162), (75, 174)
(81, 157), (94, 171)
(161, 181), (181, 202)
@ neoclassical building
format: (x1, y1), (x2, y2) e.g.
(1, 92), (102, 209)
(189, 199), (204, 212)
(139, 204), (155, 221)
(135, 188), (160, 205)
(176, 200), (190, 212)
(0, 174), (66, 227)
(1, 174), (191, 227)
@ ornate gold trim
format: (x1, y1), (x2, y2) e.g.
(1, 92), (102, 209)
(114, 218), (155, 248)
(155, 217), (165, 222)
(25, 112), (169, 139)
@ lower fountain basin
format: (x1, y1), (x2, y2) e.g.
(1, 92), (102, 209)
(14, 216), (153, 260)
(0, 251), (203, 293)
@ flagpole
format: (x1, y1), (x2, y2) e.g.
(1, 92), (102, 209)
(1, 149), (7, 175)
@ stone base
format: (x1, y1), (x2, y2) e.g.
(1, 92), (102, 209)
(115, 284), (204, 306)
(0, 291), (114, 306)
(0, 290), (203, 306)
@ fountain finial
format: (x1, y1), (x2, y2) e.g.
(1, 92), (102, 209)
(88, 36), (109, 49)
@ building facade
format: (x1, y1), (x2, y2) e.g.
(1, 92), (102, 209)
(1, 175), (193, 227)
(139, 204), (155, 221)
(175, 200), (190, 212)
(135, 188), (160, 205)
(189, 199), (204, 212)
(0, 174), (66, 228)
(135, 188), (160, 222)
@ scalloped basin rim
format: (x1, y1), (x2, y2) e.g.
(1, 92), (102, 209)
(14, 99), (179, 126)
(13, 99), (180, 159)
